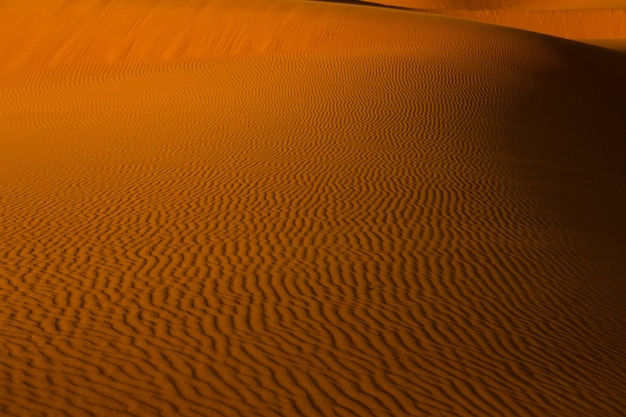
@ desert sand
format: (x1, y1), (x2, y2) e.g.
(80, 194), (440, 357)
(1, 0), (625, 416)
(379, 0), (626, 50)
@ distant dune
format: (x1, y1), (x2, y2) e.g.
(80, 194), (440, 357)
(1, 1), (625, 416)
(375, 0), (626, 48)
(429, 8), (626, 39)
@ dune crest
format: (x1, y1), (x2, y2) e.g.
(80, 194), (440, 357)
(373, 0), (626, 46)
(435, 8), (626, 39)
(0, 0), (449, 70)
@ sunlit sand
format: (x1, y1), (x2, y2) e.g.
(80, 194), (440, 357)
(1, 1), (625, 416)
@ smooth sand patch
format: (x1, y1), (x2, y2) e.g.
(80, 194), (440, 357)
(374, 0), (626, 51)
(431, 8), (626, 40)
(581, 37), (626, 52)
(1, 1), (625, 416)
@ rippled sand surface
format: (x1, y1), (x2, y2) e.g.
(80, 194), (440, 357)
(1, 1), (625, 416)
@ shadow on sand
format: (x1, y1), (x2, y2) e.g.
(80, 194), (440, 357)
(312, 0), (416, 12)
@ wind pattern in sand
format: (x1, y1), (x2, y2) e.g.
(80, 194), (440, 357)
(1, 1), (626, 416)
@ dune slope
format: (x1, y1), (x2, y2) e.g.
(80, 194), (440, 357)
(1, 1), (625, 416)
(373, 0), (626, 46)
(432, 8), (626, 39)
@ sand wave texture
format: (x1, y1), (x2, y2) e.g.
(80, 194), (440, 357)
(1, 1), (626, 416)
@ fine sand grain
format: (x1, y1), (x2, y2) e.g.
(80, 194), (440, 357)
(1, 1), (625, 416)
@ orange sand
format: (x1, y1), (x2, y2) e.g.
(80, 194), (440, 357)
(378, 0), (626, 47)
(1, 1), (625, 416)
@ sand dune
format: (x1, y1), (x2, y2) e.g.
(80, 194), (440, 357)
(378, 0), (626, 10)
(1, 0), (626, 416)
(374, 0), (626, 45)
(431, 8), (626, 39)
(584, 37), (626, 52)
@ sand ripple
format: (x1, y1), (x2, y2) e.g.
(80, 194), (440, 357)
(1, 1), (625, 416)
